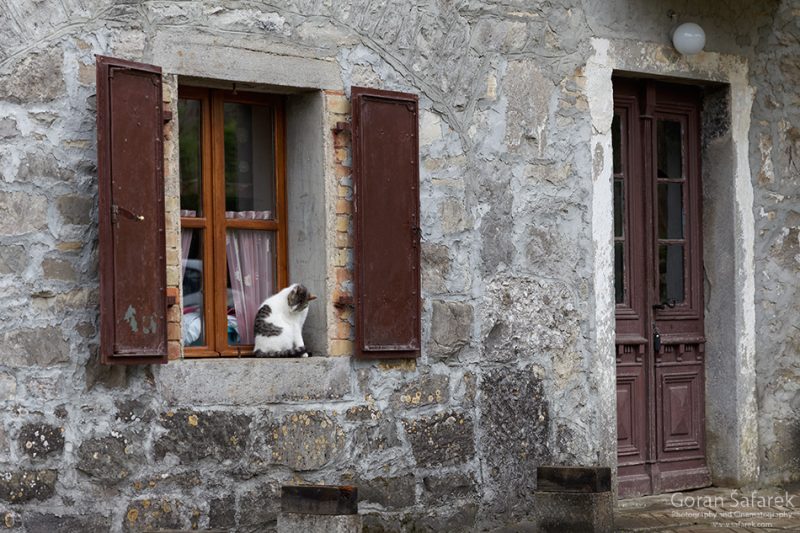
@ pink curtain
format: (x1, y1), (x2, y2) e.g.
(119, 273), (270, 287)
(225, 211), (274, 344)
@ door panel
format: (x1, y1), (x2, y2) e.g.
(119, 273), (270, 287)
(613, 78), (710, 498)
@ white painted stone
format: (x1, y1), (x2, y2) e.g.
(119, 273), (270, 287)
(419, 110), (442, 146)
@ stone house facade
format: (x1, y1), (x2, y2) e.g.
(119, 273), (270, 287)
(0, 0), (798, 531)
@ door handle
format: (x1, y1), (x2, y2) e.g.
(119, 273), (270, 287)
(652, 299), (677, 310)
(653, 323), (661, 352)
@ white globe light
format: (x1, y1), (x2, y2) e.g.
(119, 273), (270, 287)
(672, 22), (706, 55)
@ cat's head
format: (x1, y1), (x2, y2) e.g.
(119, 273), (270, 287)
(287, 283), (316, 312)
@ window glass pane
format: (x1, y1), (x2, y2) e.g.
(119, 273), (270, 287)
(225, 230), (277, 345)
(223, 103), (276, 217)
(181, 229), (205, 346)
(657, 119), (683, 179)
(659, 244), (684, 303)
(658, 182), (683, 239)
(614, 179), (624, 238)
(615, 241), (624, 304)
(178, 99), (202, 216)
(612, 113), (621, 174)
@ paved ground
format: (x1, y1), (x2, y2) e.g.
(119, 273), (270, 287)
(615, 486), (800, 532)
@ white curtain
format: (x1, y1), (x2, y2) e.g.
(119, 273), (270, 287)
(225, 211), (274, 344)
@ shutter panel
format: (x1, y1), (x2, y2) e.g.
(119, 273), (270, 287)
(96, 55), (168, 364)
(351, 87), (420, 359)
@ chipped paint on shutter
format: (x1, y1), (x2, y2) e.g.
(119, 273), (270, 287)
(352, 87), (420, 359)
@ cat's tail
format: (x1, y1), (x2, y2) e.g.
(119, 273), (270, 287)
(254, 346), (308, 358)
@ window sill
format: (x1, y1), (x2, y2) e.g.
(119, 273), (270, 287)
(157, 356), (352, 406)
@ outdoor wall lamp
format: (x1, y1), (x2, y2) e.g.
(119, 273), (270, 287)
(672, 22), (706, 55)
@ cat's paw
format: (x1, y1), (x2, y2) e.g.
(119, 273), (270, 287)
(301, 352), (309, 358)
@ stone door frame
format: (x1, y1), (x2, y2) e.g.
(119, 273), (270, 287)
(586, 38), (760, 492)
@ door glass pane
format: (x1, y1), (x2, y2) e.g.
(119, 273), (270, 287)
(614, 179), (624, 238)
(659, 244), (684, 303)
(178, 99), (202, 215)
(612, 114), (622, 174)
(657, 120), (683, 179)
(615, 241), (624, 304)
(181, 229), (205, 346)
(223, 103), (276, 217)
(658, 182), (683, 239)
(225, 230), (277, 346)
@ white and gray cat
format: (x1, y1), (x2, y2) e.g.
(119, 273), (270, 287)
(253, 283), (316, 358)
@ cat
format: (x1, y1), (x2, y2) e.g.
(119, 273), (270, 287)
(253, 283), (316, 358)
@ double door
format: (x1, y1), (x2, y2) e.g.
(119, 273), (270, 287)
(613, 78), (711, 497)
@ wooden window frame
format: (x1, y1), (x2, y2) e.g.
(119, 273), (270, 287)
(179, 87), (288, 358)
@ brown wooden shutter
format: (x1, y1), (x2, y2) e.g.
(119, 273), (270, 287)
(351, 87), (420, 359)
(96, 55), (168, 364)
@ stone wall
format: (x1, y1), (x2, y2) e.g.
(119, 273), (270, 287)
(0, 0), (797, 531)
(748, 1), (800, 486)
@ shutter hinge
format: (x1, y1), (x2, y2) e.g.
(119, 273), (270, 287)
(333, 295), (354, 309)
(332, 121), (350, 133)
(163, 110), (173, 123)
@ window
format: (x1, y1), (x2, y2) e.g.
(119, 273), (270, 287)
(96, 54), (422, 364)
(178, 87), (287, 357)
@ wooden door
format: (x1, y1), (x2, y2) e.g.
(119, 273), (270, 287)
(613, 78), (711, 498)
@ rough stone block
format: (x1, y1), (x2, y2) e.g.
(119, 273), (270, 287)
(352, 419), (401, 457)
(480, 367), (549, 514)
(208, 495), (236, 529)
(534, 491), (613, 533)
(0, 192), (48, 236)
(0, 118), (18, 139)
(115, 398), (155, 424)
(0, 245), (27, 275)
(41, 257), (77, 282)
(389, 374), (449, 410)
(0, 327), (69, 367)
(18, 423), (65, 460)
(259, 411), (344, 471)
(421, 243), (451, 293)
(0, 470), (57, 503)
(422, 472), (478, 504)
(16, 150), (73, 182)
(240, 483), (280, 531)
(154, 410), (251, 463)
(57, 195), (93, 225)
(123, 499), (183, 532)
(0, 48), (65, 103)
(23, 513), (111, 533)
(440, 197), (470, 233)
(76, 435), (138, 485)
(359, 475), (415, 509)
(402, 411), (474, 467)
(428, 300), (472, 359)
(158, 357), (351, 405)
